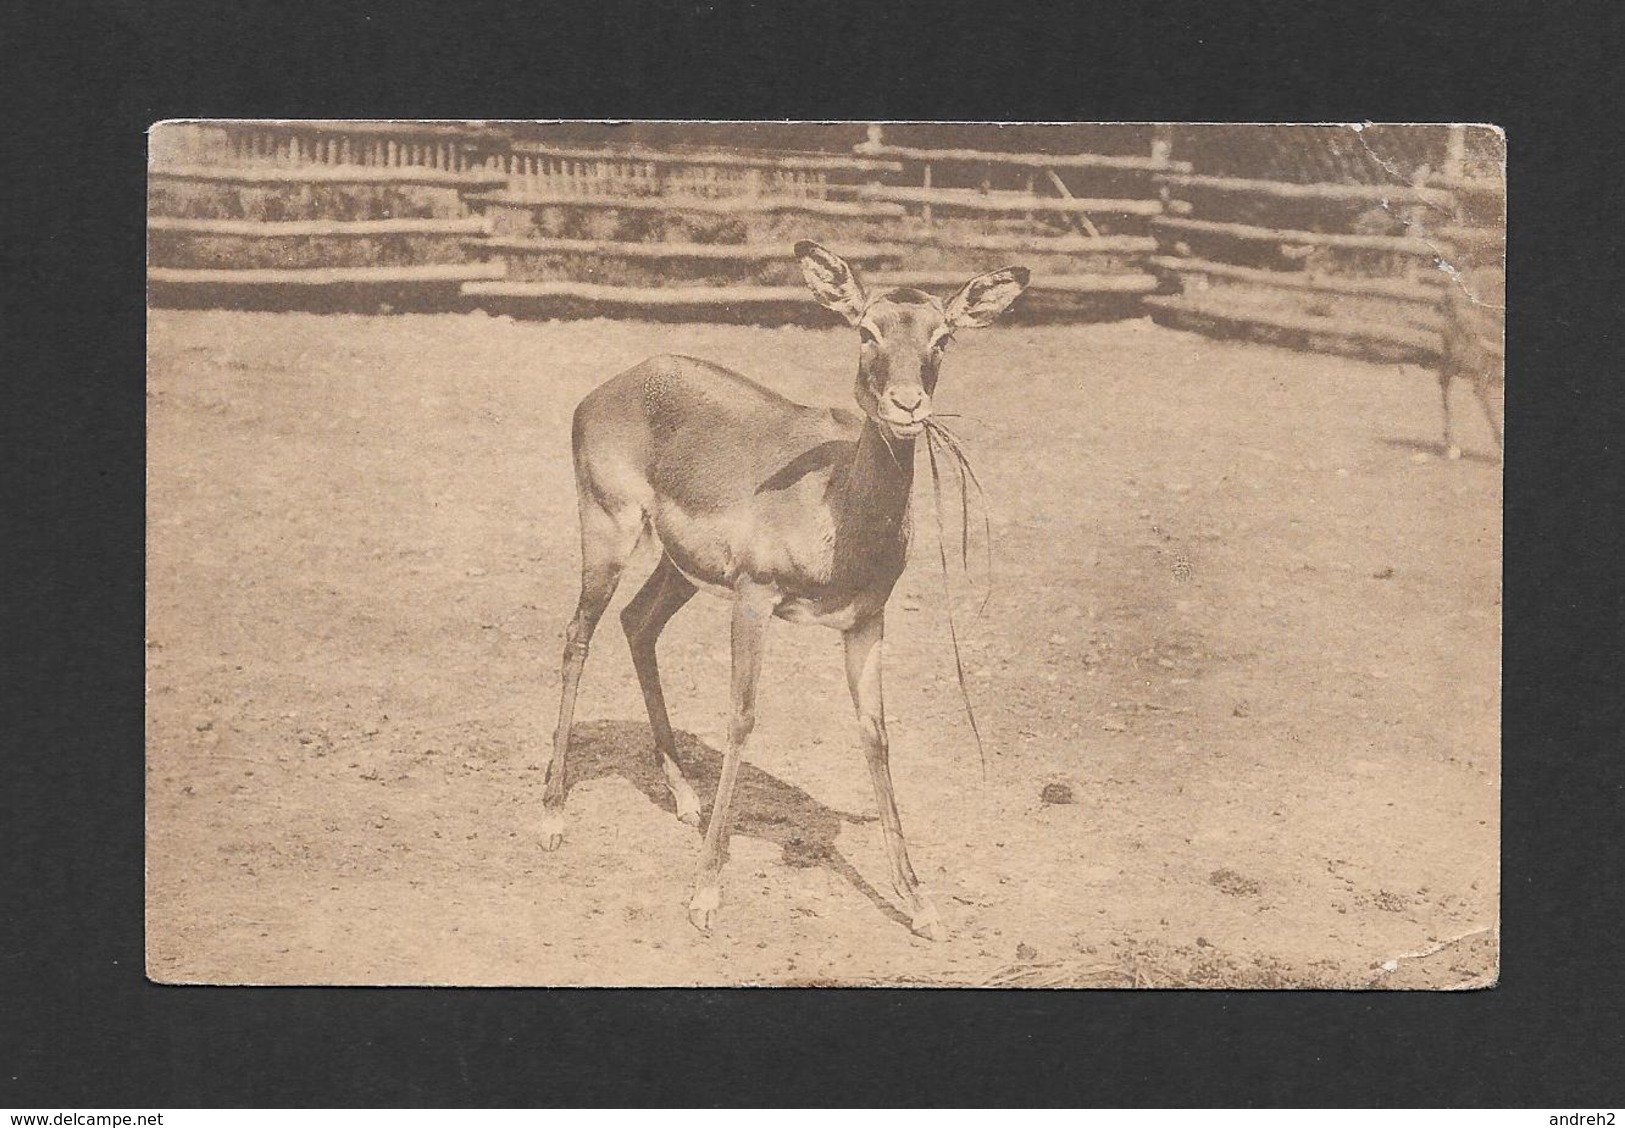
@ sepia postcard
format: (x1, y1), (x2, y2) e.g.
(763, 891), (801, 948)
(145, 121), (1503, 987)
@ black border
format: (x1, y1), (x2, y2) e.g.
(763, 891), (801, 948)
(5, 0), (1624, 1107)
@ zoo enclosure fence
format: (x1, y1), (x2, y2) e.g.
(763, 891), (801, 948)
(147, 121), (1504, 364)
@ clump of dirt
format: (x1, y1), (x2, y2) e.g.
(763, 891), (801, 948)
(1209, 868), (1263, 898)
(1359, 889), (1412, 913)
(1039, 782), (1077, 805)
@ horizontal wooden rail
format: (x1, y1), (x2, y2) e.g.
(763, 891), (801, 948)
(856, 186), (1163, 216)
(877, 271), (1159, 294)
(148, 217), (492, 238)
(148, 263), (507, 286)
(1153, 216), (1438, 256)
(1431, 225), (1506, 249)
(150, 164), (508, 188)
(467, 237), (906, 260)
(464, 273), (1156, 305)
(853, 142), (1191, 174)
(466, 191), (906, 218)
(464, 281), (810, 305)
(1154, 172), (1453, 206)
(1425, 173), (1506, 196)
(508, 142), (903, 174)
(472, 233), (1158, 259)
(217, 120), (511, 141)
(1148, 256), (1443, 303)
(1145, 294), (1440, 352)
(887, 231), (1158, 254)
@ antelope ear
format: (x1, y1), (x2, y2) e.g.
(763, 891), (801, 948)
(944, 266), (1030, 329)
(795, 240), (866, 325)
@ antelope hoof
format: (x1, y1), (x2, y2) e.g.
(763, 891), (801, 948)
(539, 810), (565, 852)
(667, 773), (702, 828)
(909, 897), (947, 942)
(687, 884), (721, 934)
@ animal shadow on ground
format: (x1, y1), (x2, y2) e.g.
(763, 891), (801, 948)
(1380, 436), (1499, 464)
(563, 719), (908, 929)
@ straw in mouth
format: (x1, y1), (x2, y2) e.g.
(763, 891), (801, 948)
(921, 417), (995, 779)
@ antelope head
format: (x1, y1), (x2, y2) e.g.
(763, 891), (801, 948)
(795, 241), (1030, 441)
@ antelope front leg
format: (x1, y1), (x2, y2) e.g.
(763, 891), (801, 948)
(844, 611), (944, 941)
(1439, 369), (1461, 460)
(1473, 377), (1504, 455)
(688, 582), (777, 934)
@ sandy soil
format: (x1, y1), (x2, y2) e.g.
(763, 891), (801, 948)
(146, 309), (1501, 987)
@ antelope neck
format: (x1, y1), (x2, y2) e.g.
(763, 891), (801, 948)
(835, 415), (916, 531)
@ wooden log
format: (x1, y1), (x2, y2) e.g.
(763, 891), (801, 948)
(1150, 125), (1174, 168)
(1430, 225), (1506, 250)
(508, 142), (903, 174)
(465, 191), (906, 218)
(1148, 255), (1444, 303)
(148, 217), (492, 238)
(471, 233), (1158, 258)
(1152, 216), (1438, 256)
(467, 237), (907, 261)
(852, 142), (1191, 174)
(1443, 125), (1468, 180)
(885, 231), (1157, 254)
(1044, 167), (1098, 237)
(149, 164), (507, 188)
(1144, 294), (1440, 352)
(463, 272), (1158, 305)
(1425, 174), (1505, 196)
(874, 271), (1159, 294)
(147, 263), (508, 286)
(462, 281), (812, 305)
(1153, 172), (1454, 207)
(237, 119), (510, 141)
(855, 186), (1163, 216)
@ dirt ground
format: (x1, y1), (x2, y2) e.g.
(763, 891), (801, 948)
(145, 308), (1501, 987)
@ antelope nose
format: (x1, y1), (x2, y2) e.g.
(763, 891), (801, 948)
(890, 390), (926, 415)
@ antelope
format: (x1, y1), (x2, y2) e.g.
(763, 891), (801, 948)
(545, 241), (1029, 939)
(1436, 259), (1504, 460)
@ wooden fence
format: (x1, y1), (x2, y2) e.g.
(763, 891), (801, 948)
(1144, 125), (1504, 360)
(148, 122), (1504, 363)
(148, 123), (509, 293)
(153, 120), (512, 173)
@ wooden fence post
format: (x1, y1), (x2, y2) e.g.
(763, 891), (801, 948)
(1443, 124), (1467, 181)
(1151, 124), (1174, 167)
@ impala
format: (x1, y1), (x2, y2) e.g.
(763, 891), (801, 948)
(1437, 261), (1505, 460)
(544, 241), (1028, 938)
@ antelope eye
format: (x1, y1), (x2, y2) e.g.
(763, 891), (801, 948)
(858, 327), (879, 346)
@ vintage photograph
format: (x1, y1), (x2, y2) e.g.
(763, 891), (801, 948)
(145, 121), (1503, 987)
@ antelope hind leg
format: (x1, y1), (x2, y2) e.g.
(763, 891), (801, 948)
(544, 502), (641, 850)
(688, 582), (776, 933)
(621, 555), (703, 826)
